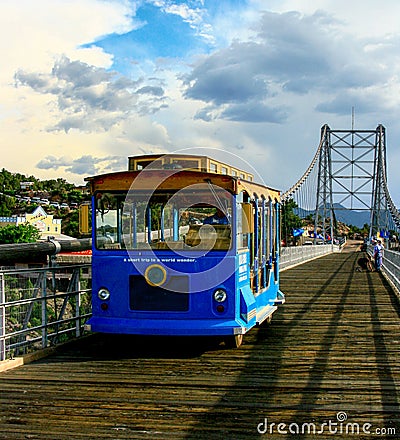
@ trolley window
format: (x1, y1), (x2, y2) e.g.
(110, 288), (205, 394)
(95, 190), (233, 251)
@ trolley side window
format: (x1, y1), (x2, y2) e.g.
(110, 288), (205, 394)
(95, 193), (125, 249)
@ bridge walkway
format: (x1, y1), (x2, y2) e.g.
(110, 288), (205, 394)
(0, 249), (400, 439)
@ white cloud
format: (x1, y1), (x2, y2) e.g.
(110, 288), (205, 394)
(14, 55), (168, 133)
(254, 0), (400, 39)
(182, 9), (400, 126)
(0, 0), (141, 183)
(36, 154), (127, 175)
(1, 0), (400, 209)
(0, 0), (137, 77)
(0, 0), (141, 129)
(149, 0), (215, 44)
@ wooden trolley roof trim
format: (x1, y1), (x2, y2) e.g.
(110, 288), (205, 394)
(85, 170), (280, 201)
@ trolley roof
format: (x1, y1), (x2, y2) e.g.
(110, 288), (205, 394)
(128, 153), (255, 182)
(85, 169), (280, 202)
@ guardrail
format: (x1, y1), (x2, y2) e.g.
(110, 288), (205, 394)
(367, 245), (400, 294)
(381, 249), (400, 293)
(0, 264), (91, 361)
(280, 244), (341, 271)
(0, 238), (91, 265)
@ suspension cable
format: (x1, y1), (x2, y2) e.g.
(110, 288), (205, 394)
(381, 164), (400, 229)
(282, 125), (327, 201)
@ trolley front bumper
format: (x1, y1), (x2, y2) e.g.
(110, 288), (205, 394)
(85, 316), (250, 336)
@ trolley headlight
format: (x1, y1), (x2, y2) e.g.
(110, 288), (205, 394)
(98, 288), (110, 301)
(213, 289), (227, 303)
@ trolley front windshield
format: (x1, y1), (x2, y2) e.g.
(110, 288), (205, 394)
(95, 187), (233, 251)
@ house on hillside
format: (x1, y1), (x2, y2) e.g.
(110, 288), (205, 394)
(0, 206), (62, 239)
(20, 181), (34, 191)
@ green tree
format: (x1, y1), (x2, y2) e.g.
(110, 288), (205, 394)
(62, 210), (80, 237)
(361, 223), (370, 237)
(0, 194), (15, 216)
(67, 189), (84, 205)
(0, 223), (41, 244)
(281, 199), (303, 246)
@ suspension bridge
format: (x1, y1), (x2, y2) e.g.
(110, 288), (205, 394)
(1, 125), (400, 439)
(282, 124), (400, 244)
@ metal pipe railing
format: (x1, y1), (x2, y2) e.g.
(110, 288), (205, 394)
(0, 264), (91, 361)
(368, 245), (400, 294)
(280, 244), (341, 271)
(0, 238), (91, 264)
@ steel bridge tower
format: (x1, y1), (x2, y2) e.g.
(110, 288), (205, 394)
(370, 125), (388, 239)
(314, 125), (334, 245)
(315, 124), (398, 242)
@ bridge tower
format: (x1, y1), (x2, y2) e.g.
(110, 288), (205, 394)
(282, 124), (400, 244)
(314, 125), (334, 244)
(370, 125), (388, 238)
(315, 124), (395, 242)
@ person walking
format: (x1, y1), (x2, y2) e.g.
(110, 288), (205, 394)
(373, 239), (384, 271)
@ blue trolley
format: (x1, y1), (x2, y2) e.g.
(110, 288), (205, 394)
(84, 154), (284, 347)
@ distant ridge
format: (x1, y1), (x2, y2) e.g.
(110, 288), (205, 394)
(295, 203), (370, 228)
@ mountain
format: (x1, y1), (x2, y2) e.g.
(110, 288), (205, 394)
(295, 203), (370, 228)
(333, 207), (370, 228)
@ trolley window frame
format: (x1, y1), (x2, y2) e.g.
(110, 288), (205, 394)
(93, 189), (234, 252)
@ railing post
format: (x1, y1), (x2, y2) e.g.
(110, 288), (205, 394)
(41, 271), (48, 349)
(75, 268), (81, 338)
(0, 272), (5, 361)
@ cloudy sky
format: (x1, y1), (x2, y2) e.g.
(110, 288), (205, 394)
(2, 0), (400, 205)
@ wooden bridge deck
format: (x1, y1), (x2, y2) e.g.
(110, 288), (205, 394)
(1, 249), (400, 439)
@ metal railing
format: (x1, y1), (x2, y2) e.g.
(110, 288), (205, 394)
(381, 249), (400, 294)
(0, 264), (91, 361)
(280, 244), (341, 271)
(368, 245), (400, 294)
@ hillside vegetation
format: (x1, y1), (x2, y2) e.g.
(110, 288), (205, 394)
(0, 168), (90, 240)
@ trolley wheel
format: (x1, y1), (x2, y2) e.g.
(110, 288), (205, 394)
(224, 334), (243, 348)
